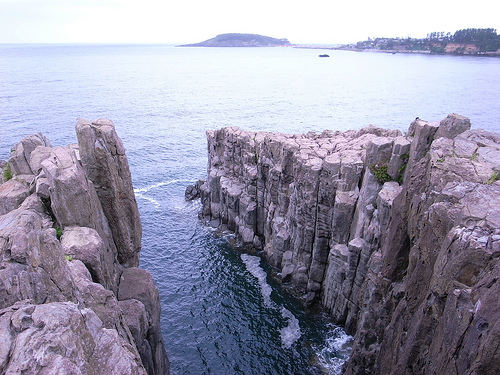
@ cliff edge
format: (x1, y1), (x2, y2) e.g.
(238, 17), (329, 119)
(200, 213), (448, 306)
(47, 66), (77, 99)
(0, 120), (169, 375)
(191, 114), (500, 374)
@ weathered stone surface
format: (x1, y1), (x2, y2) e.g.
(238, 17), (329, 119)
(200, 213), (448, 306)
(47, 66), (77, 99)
(37, 144), (122, 293)
(0, 178), (30, 215)
(29, 145), (53, 174)
(345, 125), (500, 375)
(76, 119), (142, 267)
(8, 133), (51, 175)
(0, 195), (77, 308)
(387, 136), (410, 180)
(198, 115), (500, 375)
(0, 121), (169, 375)
(61, 226), (117, 290)
(0, 301), (147, 375)
(185, 179), (205, 201)
(119, 299), (153, 374)
(119, 268), (169, 375)
(435, 112), (471, 139)
(41, 147), (111, 233)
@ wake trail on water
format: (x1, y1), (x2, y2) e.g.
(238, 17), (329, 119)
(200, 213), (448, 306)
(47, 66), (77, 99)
(134, 179), (194, 193)
(241, 253), (302, 349)
(134, 179), (195, 207)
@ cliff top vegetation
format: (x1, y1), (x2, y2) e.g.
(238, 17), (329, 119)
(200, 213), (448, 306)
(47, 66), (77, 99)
(338, 28), (500, 55)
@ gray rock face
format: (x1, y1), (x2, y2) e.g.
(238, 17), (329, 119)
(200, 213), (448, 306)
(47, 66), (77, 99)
(76, 119), (142, 267)
(0, 301), (147, 375)
(118, 268), (168, 375)
(197, 114), (500, 374)
(0, 120), (169, 374)
(8, 133), (51, 175)
(0, 179), (30, 215)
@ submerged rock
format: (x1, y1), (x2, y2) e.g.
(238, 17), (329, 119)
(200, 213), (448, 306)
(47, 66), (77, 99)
(0, 120), (169, 374)
(196, 114), (500, 374)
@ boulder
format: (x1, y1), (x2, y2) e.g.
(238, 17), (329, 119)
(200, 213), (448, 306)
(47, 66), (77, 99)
(0, 178), (30, 215)
(0, 301), (147, 375)
(8, 133), (51, 175)
(61, 226), (116, 289)
(435, 113), (471, 139)
(185, 179), (205, 201)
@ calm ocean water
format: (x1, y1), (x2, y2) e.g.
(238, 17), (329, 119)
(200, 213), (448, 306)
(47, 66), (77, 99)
(1, 44), (499, 374)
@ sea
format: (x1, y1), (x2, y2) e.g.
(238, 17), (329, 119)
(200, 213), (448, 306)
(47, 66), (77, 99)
(1, 44), (499, 375)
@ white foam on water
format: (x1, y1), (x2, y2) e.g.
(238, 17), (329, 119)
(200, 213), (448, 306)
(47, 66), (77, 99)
(312, 325), (353, 375)
(135, 193), (160, 207)
(280, 307), (302, 349)
(241, 254), (302, 348)
(134, 179), (195, 208)
(134, 179), (194, 193)
(241, 253), (273, 307)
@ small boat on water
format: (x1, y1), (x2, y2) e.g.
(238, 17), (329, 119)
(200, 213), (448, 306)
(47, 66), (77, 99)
(318, 54), (330, 58)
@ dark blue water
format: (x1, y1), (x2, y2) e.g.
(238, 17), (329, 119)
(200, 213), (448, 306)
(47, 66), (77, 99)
(1, 44), (499, 374)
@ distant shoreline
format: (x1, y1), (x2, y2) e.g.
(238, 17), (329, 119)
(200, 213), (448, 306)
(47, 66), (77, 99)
(332, 47), (500, 57)
(334, 29), (500, 57)
(293, 44), (500, 57)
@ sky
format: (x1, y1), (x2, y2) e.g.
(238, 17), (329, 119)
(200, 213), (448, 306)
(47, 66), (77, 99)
(0, 0), (498, 45)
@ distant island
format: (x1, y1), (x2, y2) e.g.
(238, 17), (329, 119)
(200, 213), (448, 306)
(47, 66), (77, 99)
(335, 28), (500, 56)
(178, 33), (291, 47)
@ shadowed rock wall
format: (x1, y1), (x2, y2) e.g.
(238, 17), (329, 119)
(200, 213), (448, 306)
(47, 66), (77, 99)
(195, 114), (500, 374)
(0, 120), (169, 375)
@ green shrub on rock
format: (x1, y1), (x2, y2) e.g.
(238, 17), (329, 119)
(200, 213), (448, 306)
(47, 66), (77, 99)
(2, 163), (13, 181)
(369, 164), (391, 183)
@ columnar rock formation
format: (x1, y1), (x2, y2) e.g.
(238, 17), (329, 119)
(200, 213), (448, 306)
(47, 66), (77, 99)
(76, 119), (142, 267)
(0, 120), (169, 375)
(194, 114), (500, 374)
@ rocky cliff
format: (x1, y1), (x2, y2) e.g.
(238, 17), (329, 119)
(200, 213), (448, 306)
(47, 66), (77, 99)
(0, 120), (169, 375)
(192, 114), (500, 374)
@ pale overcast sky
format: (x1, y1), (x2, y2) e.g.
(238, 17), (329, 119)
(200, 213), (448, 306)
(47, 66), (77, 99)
(0, 0), (498, 44)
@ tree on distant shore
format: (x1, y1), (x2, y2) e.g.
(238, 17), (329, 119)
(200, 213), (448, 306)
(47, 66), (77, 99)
(452, 28), (499, 51)
(344, 28), (499, 54)
(426, 31), (450, 41)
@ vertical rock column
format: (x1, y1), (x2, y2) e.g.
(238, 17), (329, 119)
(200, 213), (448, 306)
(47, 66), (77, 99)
(199, 126), (403, 309)
(76, 119), (142, 267)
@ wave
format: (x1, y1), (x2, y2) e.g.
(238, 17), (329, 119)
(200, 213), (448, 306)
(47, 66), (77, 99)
(136, 194), (161, 207)
(134, 179), (196, 208)
(134, 179), (194, 194)
(241, 253), (273, 307)
(280, 307), (301, 349)
(312, 325), (353, 375)
(241, 253), (301, 348)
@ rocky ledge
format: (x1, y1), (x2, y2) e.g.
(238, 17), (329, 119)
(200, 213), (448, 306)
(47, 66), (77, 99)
(189, 114), (500, 374)
(0, 120), (169, 375)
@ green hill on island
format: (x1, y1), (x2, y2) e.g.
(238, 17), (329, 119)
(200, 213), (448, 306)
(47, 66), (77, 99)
(179, 33), (291, 47)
